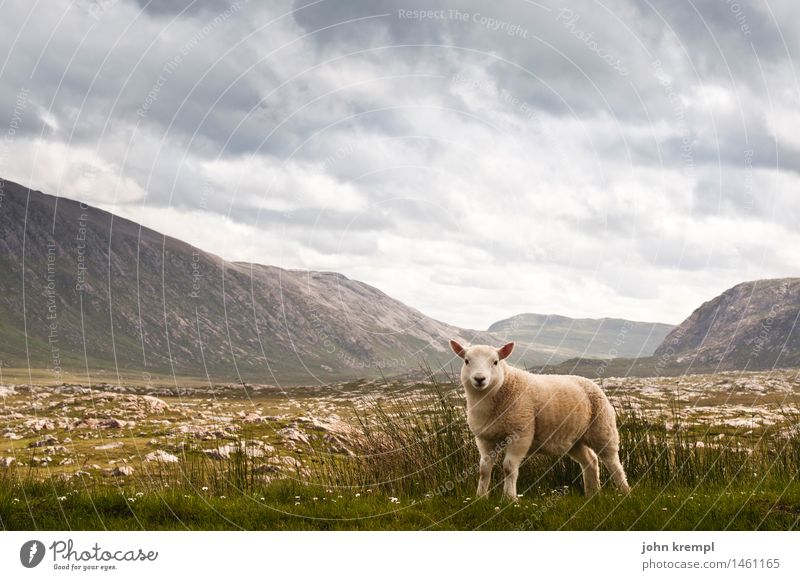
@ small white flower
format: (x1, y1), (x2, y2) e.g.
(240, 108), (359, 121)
(201, 486), (209, 491)
(58, 496), (67, 502)
(389, 496), (400, 504)
(354, 493), (361, 497)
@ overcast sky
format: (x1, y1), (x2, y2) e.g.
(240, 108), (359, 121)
(1, 0), (798, 330)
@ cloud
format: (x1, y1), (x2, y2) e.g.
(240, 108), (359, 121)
(0, 0), (798, 329)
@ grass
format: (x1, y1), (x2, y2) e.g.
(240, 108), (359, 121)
(1, 371), (799, 530)
(2, 479), (799, 530)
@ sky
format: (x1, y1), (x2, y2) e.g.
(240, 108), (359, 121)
(1, 0), (798, 330)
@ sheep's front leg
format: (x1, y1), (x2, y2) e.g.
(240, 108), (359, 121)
(475, 437), (496, 498)
(502, 436), (533, 501)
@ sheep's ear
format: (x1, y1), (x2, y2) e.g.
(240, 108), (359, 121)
(449, 339), (466, 358)
(497, 342), (515, 360)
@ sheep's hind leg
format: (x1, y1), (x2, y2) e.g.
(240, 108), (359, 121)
(567, 442), (600, 496)
(475, 438), (496, 498)
(597, 447), (631, 494)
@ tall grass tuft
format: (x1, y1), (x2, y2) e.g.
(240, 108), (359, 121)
(314, 374), (800, 497)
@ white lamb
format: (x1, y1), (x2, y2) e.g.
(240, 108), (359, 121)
(449, 340), (630, 500)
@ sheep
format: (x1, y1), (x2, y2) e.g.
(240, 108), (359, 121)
(449, 340), (630, 500)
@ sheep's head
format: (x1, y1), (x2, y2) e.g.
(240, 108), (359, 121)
(449, 340), (515, 392)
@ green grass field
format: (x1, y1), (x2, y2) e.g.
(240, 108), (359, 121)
(2, 479), (799, 530)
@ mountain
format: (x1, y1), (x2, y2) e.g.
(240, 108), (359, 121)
(488, 313), (674, 360)
(0, 178), (510, 383)
(653, 278), (800, 371)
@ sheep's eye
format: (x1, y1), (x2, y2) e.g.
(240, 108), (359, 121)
(493, 360), (498, 366)
(464, 359), (469, 365)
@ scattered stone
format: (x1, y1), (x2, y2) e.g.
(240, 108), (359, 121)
(111, 465), (134, 477)
(203, 441), (271, 460)
(278, 426), (310, 446)
(59, 458), (74, 466)
(94, 442), (124, 450)
(29, 434), (58, 448)
(0, 457), (16, 467)
(71, 417), (132, 430)
(145, 450), (179, 463)
(24, 418), (55, 432)
(172, 424), (239, 440)
(44, 445), (68, 454)
(241, 412), (266, 424)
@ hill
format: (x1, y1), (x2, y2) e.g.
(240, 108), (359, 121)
(488, 313), (673, 360)
(0, 178), (509, 383)
(653, 278), (800, 371)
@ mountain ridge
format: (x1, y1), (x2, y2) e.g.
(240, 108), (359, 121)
(653, 278), (800, 371)
(0, 178), (525, 383)
(488, 312), (674, 360)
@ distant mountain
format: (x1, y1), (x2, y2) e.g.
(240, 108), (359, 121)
(654, 278), (800, 370)
(488, 313), (674, 360)
(0, 178), (512, 383)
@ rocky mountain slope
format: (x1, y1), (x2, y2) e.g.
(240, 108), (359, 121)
(0, 178), (507, 383)
(654, 278), (800, 370)
(489, 313), (673, 360)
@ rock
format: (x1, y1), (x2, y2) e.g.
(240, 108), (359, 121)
(99, 418), (130, 429)
(0, 457), (15, 467)
(44, 445), (68, 454)
(29, 434), (58, 448)
(203, 441), (272, 460)
(258, 456), (310, 476)
(111, 465), (134, 477)
(120, 394), (170, 416)
(145, 450), (179, 463)
(94, 442), (124, 450)
(24, 418), (55, 432)
(241, 412), (265, 424)
(173, 424), (239, 440)
(278, 426), (310, 446)
(31, 456), (52, 466)
(59, 458), (74, 466)
(276, 456), (303, 470)
(3, 432), (22, 440)
(140, 395), (170, 413)
(71, 417), (124, 429)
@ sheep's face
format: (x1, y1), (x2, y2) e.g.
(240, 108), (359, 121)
(449, 341), (515, 392)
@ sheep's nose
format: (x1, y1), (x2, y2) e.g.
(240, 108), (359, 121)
(474, 375), (486, 385)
